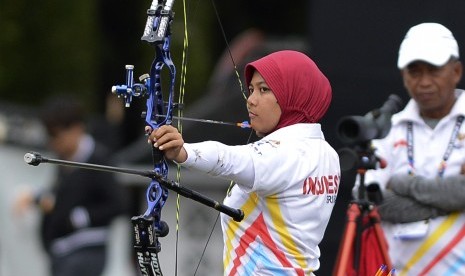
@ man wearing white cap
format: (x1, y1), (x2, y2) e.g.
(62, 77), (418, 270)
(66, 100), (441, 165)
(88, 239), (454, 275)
(359, 22), (465, 274)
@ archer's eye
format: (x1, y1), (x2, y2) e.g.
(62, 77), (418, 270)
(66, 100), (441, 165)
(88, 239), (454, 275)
(248, 86), (254, 95)
(260, 87), (271, 93)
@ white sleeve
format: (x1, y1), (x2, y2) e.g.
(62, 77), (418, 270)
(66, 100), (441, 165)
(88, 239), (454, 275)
(181, 141), (255, 189)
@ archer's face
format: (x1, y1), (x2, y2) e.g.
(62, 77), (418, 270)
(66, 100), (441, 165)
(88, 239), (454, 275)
(247, 71), (282, 137)
(401, 59), (462, 119)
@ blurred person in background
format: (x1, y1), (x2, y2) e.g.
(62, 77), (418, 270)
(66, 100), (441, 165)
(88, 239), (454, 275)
(358, 22), (465, 274)
(15, 95), (128, 276)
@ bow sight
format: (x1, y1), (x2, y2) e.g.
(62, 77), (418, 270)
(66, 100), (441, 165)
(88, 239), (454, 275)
(111, 65), (150, 107)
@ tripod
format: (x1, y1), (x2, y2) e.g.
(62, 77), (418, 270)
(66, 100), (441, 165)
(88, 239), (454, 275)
(333, 146), (392, 276)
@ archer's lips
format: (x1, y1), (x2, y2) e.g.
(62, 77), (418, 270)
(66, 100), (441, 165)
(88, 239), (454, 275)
(248, 112), (257, 119)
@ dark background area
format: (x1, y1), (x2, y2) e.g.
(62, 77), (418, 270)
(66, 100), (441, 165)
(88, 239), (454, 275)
(2, 0), (465, 274)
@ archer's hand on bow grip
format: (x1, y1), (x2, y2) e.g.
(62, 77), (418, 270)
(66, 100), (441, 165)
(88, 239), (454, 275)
(147, 125), (187, 163)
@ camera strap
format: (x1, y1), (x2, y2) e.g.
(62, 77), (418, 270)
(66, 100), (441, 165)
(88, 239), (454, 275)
(407, 115), (464, 178)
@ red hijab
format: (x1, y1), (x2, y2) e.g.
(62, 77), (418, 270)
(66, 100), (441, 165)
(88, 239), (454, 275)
(245, 50), (332, 132)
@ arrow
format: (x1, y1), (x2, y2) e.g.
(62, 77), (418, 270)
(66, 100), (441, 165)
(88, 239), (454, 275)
(156, 114), (251, 128)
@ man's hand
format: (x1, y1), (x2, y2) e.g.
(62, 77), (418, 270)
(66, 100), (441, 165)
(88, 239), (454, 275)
(13, 187), (34, 216)
(13, 187), (55, 215)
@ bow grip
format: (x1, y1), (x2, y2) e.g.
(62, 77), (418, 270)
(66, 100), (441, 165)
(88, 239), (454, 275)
(152, 147), (165, 166)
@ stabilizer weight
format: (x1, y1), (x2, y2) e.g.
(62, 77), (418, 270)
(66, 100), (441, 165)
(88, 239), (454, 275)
(24, 152), (44, 166)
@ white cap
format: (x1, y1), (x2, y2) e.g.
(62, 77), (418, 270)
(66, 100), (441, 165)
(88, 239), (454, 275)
(397, 23), (459, 69)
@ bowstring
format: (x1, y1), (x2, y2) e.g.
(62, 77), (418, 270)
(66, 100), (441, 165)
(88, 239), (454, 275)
(174, 0), (189, 275)
(192, 0), (253, 275)
(209, 0), (247, 101)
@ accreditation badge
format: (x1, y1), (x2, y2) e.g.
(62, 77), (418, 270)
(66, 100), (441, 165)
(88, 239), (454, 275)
(393, 220), (429, 240)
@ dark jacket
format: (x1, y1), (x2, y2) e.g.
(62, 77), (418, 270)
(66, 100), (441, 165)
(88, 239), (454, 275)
(40, 143), (127, 256)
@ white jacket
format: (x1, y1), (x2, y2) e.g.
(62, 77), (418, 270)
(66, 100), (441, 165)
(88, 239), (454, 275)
(182, 123), (340, 276)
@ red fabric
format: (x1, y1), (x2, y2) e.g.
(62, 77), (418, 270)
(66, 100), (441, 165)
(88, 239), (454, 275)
(360, 219), (388, 275)
(244, 50), (332, 131)
(344, 215), (390, 276)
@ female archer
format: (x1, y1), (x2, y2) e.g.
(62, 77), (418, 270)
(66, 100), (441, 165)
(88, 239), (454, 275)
(148, 50), (340, 275)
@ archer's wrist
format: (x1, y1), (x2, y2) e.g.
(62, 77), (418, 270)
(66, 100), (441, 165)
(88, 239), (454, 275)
(175, 148), (188, 163)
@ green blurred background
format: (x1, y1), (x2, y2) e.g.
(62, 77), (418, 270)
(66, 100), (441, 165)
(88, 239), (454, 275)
(0, 0), (308, 111)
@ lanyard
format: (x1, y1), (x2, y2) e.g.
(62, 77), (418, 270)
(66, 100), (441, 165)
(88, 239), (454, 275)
(407, 115), (464, 178)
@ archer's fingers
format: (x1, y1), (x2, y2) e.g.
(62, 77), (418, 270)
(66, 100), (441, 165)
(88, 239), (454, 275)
(157, 138), (183, 151)
(147, 125), (179, 143)
(153, 131), (184, 149)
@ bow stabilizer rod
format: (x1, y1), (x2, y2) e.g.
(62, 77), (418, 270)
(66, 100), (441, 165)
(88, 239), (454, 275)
(24, 152), (244, 221)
